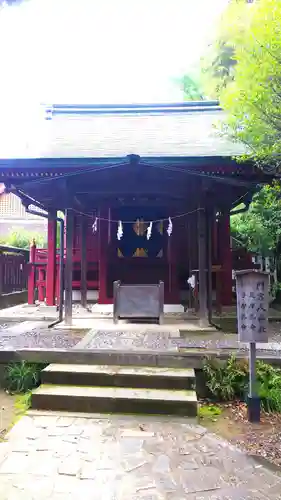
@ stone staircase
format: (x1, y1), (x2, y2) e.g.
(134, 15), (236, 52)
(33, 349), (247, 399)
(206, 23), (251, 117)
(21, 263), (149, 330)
(32, 364), (198, 417)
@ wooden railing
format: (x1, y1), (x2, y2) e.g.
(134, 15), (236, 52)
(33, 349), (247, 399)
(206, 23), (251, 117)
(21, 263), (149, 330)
(0, 245), (29, 295)
(28, 245), (99, 305)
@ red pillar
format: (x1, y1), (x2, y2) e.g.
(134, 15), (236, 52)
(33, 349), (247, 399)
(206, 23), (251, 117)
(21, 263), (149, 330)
(55, 263), (60, 306)
(98, 208), (109, 304)
(219, 212), (233, 306)
(46, 212), (57, 306)
(28, 240), (36, 305)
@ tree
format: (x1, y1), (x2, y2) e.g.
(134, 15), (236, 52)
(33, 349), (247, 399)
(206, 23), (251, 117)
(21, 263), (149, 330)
(220, 0), (281, 171)
(231, 183), (281, 295)
(200, 0), (253, 99)
(178, 74), (205, 101)
(0, 229), (47, 249)
(231, 184), (281, 256)
(200, 41), (236, 99)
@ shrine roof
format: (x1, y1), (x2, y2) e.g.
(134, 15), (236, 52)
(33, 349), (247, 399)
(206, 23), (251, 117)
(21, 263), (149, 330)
(0, 101), (248, 160)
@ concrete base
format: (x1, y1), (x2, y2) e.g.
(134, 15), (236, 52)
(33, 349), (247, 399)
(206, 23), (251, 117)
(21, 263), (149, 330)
(72, 290), (98, 301)
(0, 291), (27, 310)
(91, 303), (185, 314)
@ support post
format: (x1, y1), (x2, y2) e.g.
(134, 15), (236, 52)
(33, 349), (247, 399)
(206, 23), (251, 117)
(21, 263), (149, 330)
(167, 220), (179, 304)
(206, 208), (213, 323)
(28, 240), (36, 305)
(248, 341), (260, 422)
(81, 216), (87, 308)
(38, 268), (45, 302)
(198, 206), (209, 327)
(249, 342), (257, 398)
(219, 212), (233, 306)
(98, 208), (108, 304)
(0, 254), (3, 296)
(46, 212), (57, 306)
(65, 209), (74, 325)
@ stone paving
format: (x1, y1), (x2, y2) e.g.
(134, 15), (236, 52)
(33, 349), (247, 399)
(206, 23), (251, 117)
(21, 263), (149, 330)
(79, 327), (281, 357)
(81, 329), (179, 352)
(2, 319), (281, 356)
(0, 321), (87, 350)
(0, 412), (280, 499)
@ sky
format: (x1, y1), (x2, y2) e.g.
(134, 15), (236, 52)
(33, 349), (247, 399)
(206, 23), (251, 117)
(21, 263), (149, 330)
(0, 0), (229, 107)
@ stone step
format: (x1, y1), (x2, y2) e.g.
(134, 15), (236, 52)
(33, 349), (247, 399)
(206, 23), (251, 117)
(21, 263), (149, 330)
(32, 385), (198, 416)
(41, 364), (196, 390)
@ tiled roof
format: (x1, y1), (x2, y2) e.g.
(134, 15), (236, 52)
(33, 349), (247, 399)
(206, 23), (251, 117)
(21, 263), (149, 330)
(0, 102), (248, 159)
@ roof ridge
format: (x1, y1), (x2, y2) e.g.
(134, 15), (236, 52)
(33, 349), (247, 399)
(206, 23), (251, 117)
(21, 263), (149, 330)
(44, 101), (221, 117)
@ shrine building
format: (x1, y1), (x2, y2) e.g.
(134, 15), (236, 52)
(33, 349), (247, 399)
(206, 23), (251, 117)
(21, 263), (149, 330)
(0, 101), (272, 326)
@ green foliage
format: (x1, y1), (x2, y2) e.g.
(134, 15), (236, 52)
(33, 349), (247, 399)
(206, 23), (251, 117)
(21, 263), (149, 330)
(14, 392), (32, 414)
(199, 404), (222, 420)
(203, 354), (248, 401)
(220, 0), (281, 170)
(200, 0), (252, 99)
(4, 362), (47, 394)
(231, 183), (281, 256)
(177, 74), (205, 101)
(0, 229), (47, 249)
(256, 362), (281, 412)
(203, 355), (281, 413)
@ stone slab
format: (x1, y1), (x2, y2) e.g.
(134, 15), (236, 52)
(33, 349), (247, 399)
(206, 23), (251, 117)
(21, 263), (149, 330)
(33, 384), (197, 402)
(0, 412), (280, 499)
(43, 363), (195, 378)
(32, 385), (198, 416)
(42, 363), (196, 390)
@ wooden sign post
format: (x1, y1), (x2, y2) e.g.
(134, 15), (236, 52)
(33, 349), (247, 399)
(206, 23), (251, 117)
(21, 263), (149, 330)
(235, 270), (269, 423)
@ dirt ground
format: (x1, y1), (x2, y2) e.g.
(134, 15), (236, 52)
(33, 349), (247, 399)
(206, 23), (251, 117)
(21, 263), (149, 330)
(0, 391), (17, 440)
(200, 401), (281, 468)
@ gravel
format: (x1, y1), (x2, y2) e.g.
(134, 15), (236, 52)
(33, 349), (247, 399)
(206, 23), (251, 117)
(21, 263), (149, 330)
(0, 328), (87, 350)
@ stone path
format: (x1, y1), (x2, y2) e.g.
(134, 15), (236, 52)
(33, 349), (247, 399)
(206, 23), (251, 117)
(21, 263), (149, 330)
(178, 325), (281, 354)
(0, 412), (280, 499)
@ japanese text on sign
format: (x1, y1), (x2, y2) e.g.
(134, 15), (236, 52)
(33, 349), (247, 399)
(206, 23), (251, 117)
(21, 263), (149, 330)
(236, 273), (269, 343)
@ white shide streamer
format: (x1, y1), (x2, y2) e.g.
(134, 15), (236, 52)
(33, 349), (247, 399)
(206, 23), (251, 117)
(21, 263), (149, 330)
(117, 220), (123, 240)
(92, 218), (98, 233)
(167, 217), (173, 236)
(147, 221), (152, 240)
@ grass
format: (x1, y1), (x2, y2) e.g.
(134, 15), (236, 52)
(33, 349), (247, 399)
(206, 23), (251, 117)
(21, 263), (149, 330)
(4, 361), (47, 394)
(199, 404), (222, 421)
(14, 392), (32, 417)
(0, 391), (32, 441)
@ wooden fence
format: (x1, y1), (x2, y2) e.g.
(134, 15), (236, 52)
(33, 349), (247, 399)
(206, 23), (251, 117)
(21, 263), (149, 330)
(0, 245), (29, 295)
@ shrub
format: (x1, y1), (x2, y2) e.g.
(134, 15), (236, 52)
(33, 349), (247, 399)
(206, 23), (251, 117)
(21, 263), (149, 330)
(4, 362), (47, 394)
(203, 354), (248, 401)
(203, 355), (281, 413)
(256, 361), (281, 413)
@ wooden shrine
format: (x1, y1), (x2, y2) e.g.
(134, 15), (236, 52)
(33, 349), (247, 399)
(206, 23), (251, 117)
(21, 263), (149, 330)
(0, 102), (273, 326)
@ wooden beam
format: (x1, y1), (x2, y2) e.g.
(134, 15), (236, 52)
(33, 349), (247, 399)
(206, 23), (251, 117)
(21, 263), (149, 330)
(74, 190), (187, 198)
(198, 206), (209, 327)
(80, 216), (87, 308)
(65, 209), (74, 325)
